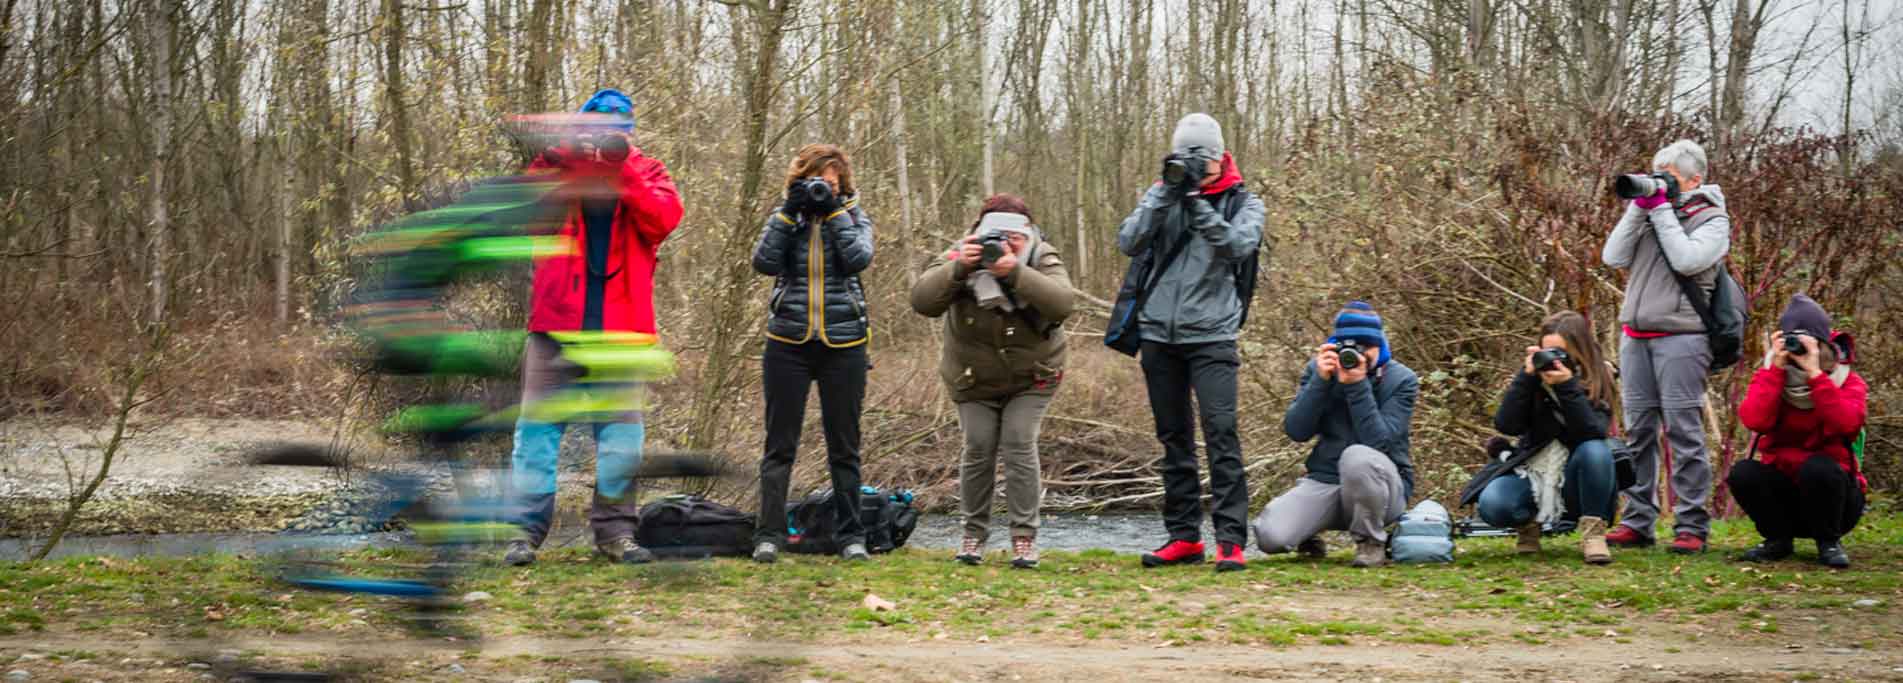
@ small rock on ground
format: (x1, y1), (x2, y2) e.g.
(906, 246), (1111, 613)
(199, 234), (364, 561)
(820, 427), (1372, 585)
(1852, 599), (1881, 608)
(6, 670), (30, 682)
(462, 591), (493, 603)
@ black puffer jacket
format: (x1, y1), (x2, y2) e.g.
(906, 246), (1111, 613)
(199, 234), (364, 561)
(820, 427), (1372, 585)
(751, 197), (875, 347)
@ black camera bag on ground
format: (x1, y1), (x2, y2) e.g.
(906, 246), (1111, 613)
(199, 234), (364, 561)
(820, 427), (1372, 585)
(634, 495), (756, 559)
(783, 486), (920, 555)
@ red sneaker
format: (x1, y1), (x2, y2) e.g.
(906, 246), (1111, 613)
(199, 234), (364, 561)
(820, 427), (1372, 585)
(1667, 532), (1707, 554)
(1215, 542), (1247, 572)
(1141, 540), (1206, 567)
(1603, 524), (1654, 548)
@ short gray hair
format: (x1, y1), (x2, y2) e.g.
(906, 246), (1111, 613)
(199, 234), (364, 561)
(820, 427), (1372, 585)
(1651, 139), (1708, 179)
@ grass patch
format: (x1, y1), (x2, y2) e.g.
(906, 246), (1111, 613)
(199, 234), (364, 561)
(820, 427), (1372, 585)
(0, 504), (1896, 651)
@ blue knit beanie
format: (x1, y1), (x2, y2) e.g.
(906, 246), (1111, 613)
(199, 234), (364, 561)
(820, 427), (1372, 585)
(579, 88), (635, 132)
(1328, 301), (1390, 367)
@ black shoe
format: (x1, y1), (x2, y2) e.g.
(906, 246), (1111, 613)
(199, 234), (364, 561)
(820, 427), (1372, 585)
(503, 540), (537, 566)
(1816, 540), (1850, 569)
(1737, 538), (1793, 563)
(752, 542), (779, 564)
(840, 543), (871, 561)
(1296, 536), (1328, 559)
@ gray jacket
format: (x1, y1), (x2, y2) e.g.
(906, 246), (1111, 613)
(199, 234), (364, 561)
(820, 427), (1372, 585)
(1601, 185), (1731, 334)
(752, 197), (875, 347)
(1282, 359), (1419, 498)
(1116, 184), (1265, 345)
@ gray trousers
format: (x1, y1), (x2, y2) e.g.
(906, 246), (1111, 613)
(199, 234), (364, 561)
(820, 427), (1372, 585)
(1618, 334), (1712, 538)
(1252, 445), (1407, 551)
(956, 393), (1052, 543)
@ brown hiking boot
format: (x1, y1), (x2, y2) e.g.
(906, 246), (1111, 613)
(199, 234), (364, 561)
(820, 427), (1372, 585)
(955, 536), (983, 565)
(1515, 522), (1542, 555)
(1011, 536), (1039, 569)
(1578, 516), (1612, 565)
(1350, 539), (1389, 568)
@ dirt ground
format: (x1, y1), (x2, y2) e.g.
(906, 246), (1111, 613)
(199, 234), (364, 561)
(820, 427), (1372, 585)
(1, 625), (1899, 682)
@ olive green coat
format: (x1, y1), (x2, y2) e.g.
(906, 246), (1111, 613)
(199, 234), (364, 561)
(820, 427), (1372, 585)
(909, 239), (1075, 403)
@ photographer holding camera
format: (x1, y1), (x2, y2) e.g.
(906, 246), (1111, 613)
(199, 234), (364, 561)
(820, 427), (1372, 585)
(1728, 295), (1867, 568)
(505, 89), (685, 567)
(1255, 302), (1419, 568)
(749, 143), (876, 564)
(1462, 311), (1620, 565)
(1115, 113), (1265, 572)
(910, 194), (1075, 569)
(1600, 139), (1731, 554)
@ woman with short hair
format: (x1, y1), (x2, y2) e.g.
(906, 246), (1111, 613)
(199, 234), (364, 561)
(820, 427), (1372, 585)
(910, 194), (1074, 568)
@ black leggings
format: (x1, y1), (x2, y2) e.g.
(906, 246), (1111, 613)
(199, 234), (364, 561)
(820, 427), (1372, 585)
(1726, 456), (1864, 543)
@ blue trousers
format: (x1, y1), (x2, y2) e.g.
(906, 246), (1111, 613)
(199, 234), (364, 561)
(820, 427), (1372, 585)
(508, 333), (646, 547)
(1477, 439), (1616, 527)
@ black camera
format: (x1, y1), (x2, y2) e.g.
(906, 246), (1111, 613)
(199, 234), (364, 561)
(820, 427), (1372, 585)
(975, 229), (1010, 267)
(1336, 339), (1365, 371)
(1784, 331), (1811, 356)
(790, 176), (835, 214)
(1160, 151), (1208, 193)
(1531, 347), (1571, 372)
(571, 132), (630, 162)
(1614, 172), (1680, 201)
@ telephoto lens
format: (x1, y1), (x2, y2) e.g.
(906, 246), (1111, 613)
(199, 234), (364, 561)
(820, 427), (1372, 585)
(1614, 172), (1678, 200)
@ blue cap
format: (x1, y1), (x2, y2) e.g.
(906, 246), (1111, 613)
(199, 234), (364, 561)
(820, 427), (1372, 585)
(579, 88), (635, 132)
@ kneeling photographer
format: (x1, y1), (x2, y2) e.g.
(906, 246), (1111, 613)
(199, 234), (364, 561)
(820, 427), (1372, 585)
(1459, 311), (1621, 565)
(910, 195), (1075, 569)
(1255, 302), (1419, 568)
(1729, 295), (1867, 569)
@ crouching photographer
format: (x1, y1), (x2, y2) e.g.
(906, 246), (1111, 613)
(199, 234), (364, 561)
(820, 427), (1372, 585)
(910, 194), (1075, 569)
(1459, 311), (1621, 565)
(1729, 295), (1868, 569)
(1254, 302), (1419, 568)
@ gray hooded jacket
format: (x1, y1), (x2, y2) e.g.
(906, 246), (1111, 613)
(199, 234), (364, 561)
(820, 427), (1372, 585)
(1601, 185), (1732, 334)
(1115, 184), (1266, 345)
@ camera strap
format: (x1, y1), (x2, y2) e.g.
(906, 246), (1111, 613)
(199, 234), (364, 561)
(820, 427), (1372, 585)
(1654, 199), (1721, 332)
(1136, 227), (1197, 318)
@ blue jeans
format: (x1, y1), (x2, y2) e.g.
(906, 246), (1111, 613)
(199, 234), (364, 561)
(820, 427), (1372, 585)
(508, 333), (646, 547)
(1477, 439), (1616, 527)
(511, 419), (645, 546)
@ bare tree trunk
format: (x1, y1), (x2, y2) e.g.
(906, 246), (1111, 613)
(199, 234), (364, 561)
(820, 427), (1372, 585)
(892, 76), (916, 282)
(276, 134), (292, 325)
(382, 0), (419, 210)
(687, 0), (794, 452)
(145, 0), (176, 324)
(974, 0), (994, 198)
(1718, 0), (1768, 138)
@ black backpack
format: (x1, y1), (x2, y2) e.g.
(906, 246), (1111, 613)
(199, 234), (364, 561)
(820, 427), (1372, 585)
(784, 485), (920, 554)
(634, 495), (756, 559)
(1659, 198), (1747, 372)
